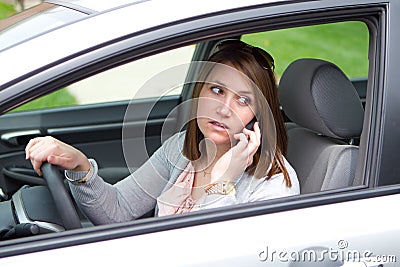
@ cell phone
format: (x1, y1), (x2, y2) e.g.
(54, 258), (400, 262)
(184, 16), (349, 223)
(245, 117), (257, 130)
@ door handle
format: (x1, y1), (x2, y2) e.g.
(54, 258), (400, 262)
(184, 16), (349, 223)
(2, 167), (46, 185)
(1, 130), (41, 146)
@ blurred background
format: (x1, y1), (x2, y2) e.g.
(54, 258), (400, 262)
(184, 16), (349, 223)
(1, 0), (40, 13)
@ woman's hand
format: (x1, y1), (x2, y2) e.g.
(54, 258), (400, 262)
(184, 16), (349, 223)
(210, 122), (261, 183)
(25, 136), (90, 176)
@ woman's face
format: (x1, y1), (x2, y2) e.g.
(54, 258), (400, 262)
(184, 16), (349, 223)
(197, 64), (257, 146)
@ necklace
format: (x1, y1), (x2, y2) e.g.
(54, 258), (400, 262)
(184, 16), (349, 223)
(196, 161), (214, 177)
(203, 170), (212, 176)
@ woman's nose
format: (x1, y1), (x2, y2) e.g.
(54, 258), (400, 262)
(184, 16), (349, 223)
(216, 100), (232, 117)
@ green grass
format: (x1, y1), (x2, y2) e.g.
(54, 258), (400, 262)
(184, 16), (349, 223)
(11, 89), (78, 113)
(0, 1), (15, 19)
(242, 21), (369, 79)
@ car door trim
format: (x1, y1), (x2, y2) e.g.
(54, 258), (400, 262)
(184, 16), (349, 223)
(1, 130), (41, 146)
(46, 118), (175, 136)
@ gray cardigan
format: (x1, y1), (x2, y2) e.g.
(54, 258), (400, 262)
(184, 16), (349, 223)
(68, 132), (299, 225)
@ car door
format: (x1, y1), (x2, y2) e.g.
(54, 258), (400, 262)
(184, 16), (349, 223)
(0, 0), (399, 266)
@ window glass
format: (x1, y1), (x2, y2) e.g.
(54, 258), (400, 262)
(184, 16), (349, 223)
(242, 21), (369, 80)
(0, 3), (86, 51)
(13, 45), (196, 112)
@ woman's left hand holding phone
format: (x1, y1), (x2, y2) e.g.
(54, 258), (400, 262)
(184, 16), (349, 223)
(25, 136), (91, 176)
(210, 122), (261, 183)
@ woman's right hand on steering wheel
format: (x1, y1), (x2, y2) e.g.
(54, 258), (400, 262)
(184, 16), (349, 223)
(25, 136), (90, 176)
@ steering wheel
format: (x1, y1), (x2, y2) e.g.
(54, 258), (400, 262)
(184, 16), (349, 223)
(41, 163), (82, 230)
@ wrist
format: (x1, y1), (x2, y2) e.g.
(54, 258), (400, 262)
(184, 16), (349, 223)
(204, 181), (235, 195)
(71, 155), (91, 172)
(65, 159), (96, 184)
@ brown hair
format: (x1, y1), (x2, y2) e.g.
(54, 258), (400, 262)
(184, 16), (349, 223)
(183, 42), (291, 187)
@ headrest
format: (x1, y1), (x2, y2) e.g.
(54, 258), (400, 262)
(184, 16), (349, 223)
(278, 59), (364, 139)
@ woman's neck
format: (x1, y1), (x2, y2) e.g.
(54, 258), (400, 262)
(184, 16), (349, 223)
(198, 139), (230, 171)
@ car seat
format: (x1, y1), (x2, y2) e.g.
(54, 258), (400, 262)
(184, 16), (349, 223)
(278, 59), (364, 194)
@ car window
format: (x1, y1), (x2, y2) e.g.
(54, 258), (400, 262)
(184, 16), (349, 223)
(242, 21), (369, 80)
(12, 45), (196, 112)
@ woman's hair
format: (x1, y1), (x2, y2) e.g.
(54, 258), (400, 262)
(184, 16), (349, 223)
(183, 40), (291, 187)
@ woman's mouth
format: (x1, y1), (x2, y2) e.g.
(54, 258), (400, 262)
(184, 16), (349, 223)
(210, 120), (229, 130)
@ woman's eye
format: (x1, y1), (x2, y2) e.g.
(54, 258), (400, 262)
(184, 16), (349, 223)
(238, 96), (250, 105)
(211, 87), (223, 95)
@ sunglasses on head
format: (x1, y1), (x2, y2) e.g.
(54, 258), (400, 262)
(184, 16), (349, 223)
(214, 39), (275, 71)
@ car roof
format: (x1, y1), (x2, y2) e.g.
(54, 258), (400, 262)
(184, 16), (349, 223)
(49, 0), (150, 13)
(0, 0), (289, 87)
(49, 0), (286, 13)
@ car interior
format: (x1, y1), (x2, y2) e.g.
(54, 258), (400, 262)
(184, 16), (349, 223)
(0, 19), (369, 240)
(278, 58), (364, 194)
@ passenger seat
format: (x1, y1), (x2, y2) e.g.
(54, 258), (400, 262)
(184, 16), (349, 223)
(278, 59), (364, 194)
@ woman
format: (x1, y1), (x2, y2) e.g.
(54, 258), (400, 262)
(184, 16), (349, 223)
(25, 40), (299, 225)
